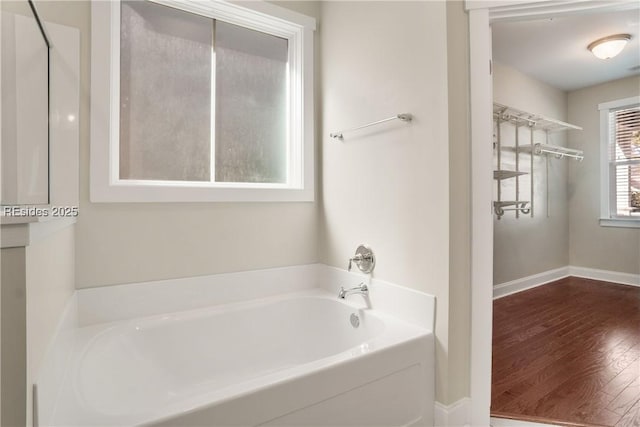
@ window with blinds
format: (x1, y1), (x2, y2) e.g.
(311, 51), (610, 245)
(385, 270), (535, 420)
(609, 105), (640, 217)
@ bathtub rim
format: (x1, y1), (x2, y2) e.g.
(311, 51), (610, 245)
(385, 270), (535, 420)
(75, 263), (436, 332)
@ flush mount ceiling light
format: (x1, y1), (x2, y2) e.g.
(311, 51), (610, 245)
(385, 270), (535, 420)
(588, 34), (631, 60)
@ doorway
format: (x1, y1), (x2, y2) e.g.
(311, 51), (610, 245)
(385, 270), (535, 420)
(467, 1), (640, 425)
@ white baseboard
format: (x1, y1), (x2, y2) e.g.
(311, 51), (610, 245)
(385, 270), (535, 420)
(490, 417), (561, 427)
(493, 267), (570, 299)
(569, 266), (640, 287)
(434, 398), (470, 427)
(493, 266), (640, 299)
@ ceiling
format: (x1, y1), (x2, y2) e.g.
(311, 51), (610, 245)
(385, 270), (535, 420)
(492, 8), (640, 92)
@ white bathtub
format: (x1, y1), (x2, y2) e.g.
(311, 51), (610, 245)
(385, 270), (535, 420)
(39, 265), (435, 426)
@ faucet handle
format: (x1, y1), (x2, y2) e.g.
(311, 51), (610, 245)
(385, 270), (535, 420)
(348, 245), (375, 274)
(347, 253), (363, 271)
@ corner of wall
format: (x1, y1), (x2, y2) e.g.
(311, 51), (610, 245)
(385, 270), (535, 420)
(445, 0), (472, 405)
(567, 75), (640, 275)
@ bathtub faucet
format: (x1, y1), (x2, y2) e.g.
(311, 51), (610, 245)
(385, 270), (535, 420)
(338, 283), (368, 299)
(348, 245), (375, 274)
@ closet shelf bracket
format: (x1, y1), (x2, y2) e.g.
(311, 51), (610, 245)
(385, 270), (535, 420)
(494, 170), (528, 180)
(494, 201), (531, 219)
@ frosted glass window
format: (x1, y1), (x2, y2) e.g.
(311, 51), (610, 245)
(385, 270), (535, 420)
(214, 21), (288, 184)
(97, 0), (315, 202)
(119, 3), (289, 185)
(120, 1), (212, 181)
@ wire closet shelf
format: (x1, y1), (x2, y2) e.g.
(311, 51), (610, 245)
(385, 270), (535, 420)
(493, 103), (582, 133)
(493, 102), (584, 220)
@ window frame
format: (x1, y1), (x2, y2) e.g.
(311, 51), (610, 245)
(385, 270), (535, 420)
(599, 95), (640, 228)
(90, 0), (315, 202)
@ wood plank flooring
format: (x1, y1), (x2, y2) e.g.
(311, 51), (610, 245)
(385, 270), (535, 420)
(491, 276), (640, 427)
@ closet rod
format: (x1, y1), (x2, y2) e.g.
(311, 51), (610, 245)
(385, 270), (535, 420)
(535, 144), (584, 161)
(330, 113), (413, 140)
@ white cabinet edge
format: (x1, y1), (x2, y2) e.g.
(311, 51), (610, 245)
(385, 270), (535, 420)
(1, 217), (76, 248)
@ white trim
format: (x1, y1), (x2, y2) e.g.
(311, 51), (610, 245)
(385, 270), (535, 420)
(434, 398), (470, 427)
(598, 96), (640, 111)
(492, 266), (640, 299)
(90, 0), (315, 202)
(569, 265), (640, 287)
(151, 0), (316, 32)
(465, 0), (640, 20)
(599, 218), (640, 228)
(493, 267), (570, 299)
(89, 0), (111, 202)
(599, 106), (611, 219)
(468, 8), (493, 427)
(490, 417), (561, 427)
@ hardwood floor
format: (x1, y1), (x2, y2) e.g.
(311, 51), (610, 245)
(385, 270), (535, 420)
(491, 276), (640, 427)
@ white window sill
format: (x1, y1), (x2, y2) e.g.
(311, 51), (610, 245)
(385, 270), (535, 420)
(90, 184), (315, 203)
(599, 218), (640, 229)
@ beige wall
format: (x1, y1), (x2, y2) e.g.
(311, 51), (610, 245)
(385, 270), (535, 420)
(492, 62), (570, 284)
(568, 76), (640, 275)
(32, 1), (320, 289)
(319, 1), (455, 404)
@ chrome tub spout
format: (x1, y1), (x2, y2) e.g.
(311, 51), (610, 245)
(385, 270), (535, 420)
(338, 283), (368, 299)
